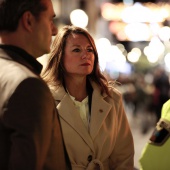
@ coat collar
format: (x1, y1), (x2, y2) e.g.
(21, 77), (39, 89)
(52, 81), (112, 150)
(0, 45), (42, 75)
(52, 80), (108, 101)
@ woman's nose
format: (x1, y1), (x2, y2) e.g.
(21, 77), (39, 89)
(82, 51), (89, 59)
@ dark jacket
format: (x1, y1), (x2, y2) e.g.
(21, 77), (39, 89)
(0, 46), (68, 170)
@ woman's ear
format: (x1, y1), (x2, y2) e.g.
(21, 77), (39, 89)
(21, 11), (35, 32)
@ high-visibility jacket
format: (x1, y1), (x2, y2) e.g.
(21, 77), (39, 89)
(139, 99), (170, 170)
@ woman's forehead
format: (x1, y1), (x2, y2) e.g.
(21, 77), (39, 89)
(66, 33), (90, 44)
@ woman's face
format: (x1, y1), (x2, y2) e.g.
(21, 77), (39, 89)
(63, 33), (95, 78)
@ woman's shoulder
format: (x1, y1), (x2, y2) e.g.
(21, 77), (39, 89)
(49, 84), (66, 100)
(107, 81), (123, 102)
(91, 79), (122, 99)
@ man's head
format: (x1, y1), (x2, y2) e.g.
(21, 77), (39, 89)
(0, 0), (47, 32)
(0, 0), (57, 58)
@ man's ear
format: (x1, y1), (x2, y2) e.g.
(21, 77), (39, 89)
(21, 11), (35, 32)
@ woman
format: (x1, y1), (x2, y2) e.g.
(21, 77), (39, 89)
(42, 25), (134, 170)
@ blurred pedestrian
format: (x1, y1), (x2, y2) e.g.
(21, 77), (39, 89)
(152, 66), (170, 121)
(0, 0), (68, 169)
(42, 25), (134, 170)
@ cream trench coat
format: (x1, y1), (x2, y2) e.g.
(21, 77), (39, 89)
(51, 81), (134, 170)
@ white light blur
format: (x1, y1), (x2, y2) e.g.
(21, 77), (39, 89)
(159, 8), (170, 20)
(70, 9), (88, 28)
(96, 39), (127, 73)
(158, 26), (170, 42)
(101, 2), (170, 23)
(96, 38), (111, 49)
(96, 38), (112, 62)
(96, 38), (112, 71)
(127, 48), (141, 63)
(101, 3), (116, 21)
(121, 3), (152, 23)
(101, 2), (170, 42)
(144, 37), (165, 63)
(150, 9), (167, 23)
(110, 45), (126, 63)
(116, 30), (127, 41)
(164, 53), (170, 71)
(125, 23), (150, 41)
(149, 23), (161, 36)
(105, 45), (128, 77)
(106, 61), (131, 79)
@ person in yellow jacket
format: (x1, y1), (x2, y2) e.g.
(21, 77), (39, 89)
(139, 99), (170, 170)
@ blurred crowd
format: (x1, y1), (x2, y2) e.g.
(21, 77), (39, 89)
(107, 65), (170, 134)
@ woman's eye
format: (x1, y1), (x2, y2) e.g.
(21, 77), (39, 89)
(87, 49), (94, 52)
(73, 48), (80, 52)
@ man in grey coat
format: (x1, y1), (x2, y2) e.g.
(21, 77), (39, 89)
(0, 0), (69, 169)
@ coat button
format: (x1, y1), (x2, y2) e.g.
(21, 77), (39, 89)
(87, 155), (92, 162)
(99, 109), (103, 113)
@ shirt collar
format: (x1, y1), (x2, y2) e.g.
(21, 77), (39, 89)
(0, 44), (42, 74)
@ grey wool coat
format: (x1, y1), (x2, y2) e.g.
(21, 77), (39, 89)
(51, 80), (134, 170)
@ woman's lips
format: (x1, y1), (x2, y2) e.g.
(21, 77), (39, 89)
(81, 63), (90, 66)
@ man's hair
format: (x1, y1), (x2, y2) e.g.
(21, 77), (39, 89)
(0, 0), (47, 32)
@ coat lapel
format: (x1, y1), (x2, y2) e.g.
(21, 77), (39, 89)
(89, 82), (112, 140)
(52, 82), (112, 150)
(53, 86), (95, 152)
